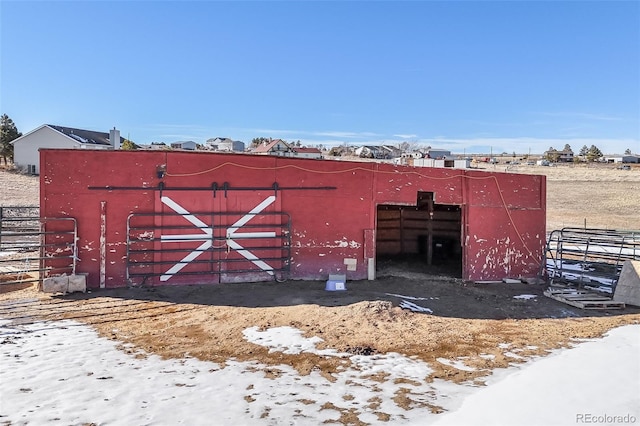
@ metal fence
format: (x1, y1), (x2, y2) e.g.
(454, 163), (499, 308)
(0, 206), (77, 287)
(544, 227), (640, 293)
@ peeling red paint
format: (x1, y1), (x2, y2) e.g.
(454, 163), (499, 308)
(41, 150), (546, 288)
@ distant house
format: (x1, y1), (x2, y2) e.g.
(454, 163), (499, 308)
(292, 147), (323, 159)
(400, 151), (424, 159)
(206, 137), (245, 152)
(425, 149), (453, 160)
(354, 145), (402, 159)
(170, 141), (197, 150)
(413, 158), (470, 169)
(11, 124), (123, 174)
(395, 151), (424, 165)
(355, 146), (383, 158)
(252, 139), (293, 156)
(557, 150), (574, 162)
(380, 145), (402, 158)
(544, 149), (574, 163)
(355, 146), (374, 158)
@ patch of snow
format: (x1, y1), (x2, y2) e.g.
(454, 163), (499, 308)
(243, 326), (336, 356)
(399, 300), (433, 314)
(504, 351), (525, 359)
(1, 318), (638, 426)
(513, 294), (537, 300)
(432, 325), (640, 425)
(437, 358), (476, 372)
(385, 293), (436, 301)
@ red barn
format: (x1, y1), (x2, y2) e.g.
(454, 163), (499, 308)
(40, 150), (545, 288)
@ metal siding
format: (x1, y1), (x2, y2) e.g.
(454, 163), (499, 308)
(17, 127), (76, 173)
(40, 150), (546, 287)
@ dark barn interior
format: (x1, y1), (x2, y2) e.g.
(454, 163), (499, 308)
(376, 192), (462, 277)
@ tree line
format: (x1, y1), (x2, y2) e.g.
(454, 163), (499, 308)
(544, 144), (634, 162)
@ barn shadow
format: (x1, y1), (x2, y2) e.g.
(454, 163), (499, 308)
(54, 273), (639, 320)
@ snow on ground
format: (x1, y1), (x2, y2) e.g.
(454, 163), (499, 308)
(436, 357), (476, 372)
(513, 294), (537, 300)
(432, 324), (640, 425)
(1, 318), (638, 425)
(386, 293), (436, 313)
(398, 299), (434, 314)
(545, 259), (618, 292)
(385, 293), (438, 301)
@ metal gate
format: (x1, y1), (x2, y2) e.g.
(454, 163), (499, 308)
(126, 196), (291, 285)
(544, 227), (640, 293)
(0, 206), (77, 287)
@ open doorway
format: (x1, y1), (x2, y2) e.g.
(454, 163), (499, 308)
(376, 192), (462, 277)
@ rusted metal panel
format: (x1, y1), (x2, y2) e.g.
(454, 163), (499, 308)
(40, 149), (546, 287)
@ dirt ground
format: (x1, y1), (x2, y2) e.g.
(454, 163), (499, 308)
(2, 271), (640, 390)
(1, 164), (640, 402)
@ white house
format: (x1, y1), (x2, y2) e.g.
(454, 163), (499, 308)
(292, 147), (323, 159)
(425, 149), (453, 160)
(11, 124), (123, 174)
(252, 139), (293, 156)
(170, 141), (197, 150)
(413, 158), (470, 169)
(355, 146), (383, 158)
(206, 137), (245, 152)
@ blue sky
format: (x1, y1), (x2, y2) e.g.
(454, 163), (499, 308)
(1, 1), (639, 154)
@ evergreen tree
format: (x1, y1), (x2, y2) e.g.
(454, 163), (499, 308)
(624, 148), (632, 155)
(586, 145), (603, 162)
(579, 145), (589, 157)
(0, 114), (21, 165)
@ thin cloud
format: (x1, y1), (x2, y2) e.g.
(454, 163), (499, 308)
(242, 128), (382, 139)
(144, 124), (211, 131)
(462, 120), (538, 128)
(139, 123), (213, 142)
(252, 128), (301, 136)
(315, 131), (381, 139)
(535, 112), (624, 121)
(393, 134), (418, 139)
(157, 134), (201, 141)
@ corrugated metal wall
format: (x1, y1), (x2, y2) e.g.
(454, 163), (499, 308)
(40, 149), (546, 288)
